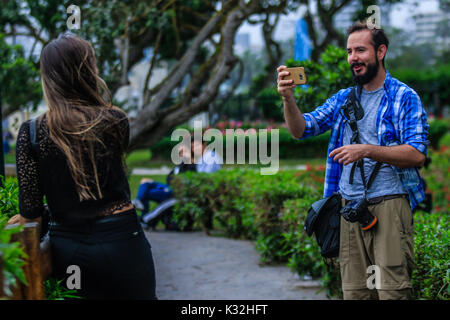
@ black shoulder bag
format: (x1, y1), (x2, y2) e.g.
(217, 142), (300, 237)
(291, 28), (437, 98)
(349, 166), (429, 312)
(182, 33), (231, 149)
(304, 192), (342, 259)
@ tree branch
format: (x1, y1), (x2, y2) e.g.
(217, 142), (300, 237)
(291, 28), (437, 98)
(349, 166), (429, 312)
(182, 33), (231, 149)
(128, 0), (262, 150)
(142, 31), (163, 104)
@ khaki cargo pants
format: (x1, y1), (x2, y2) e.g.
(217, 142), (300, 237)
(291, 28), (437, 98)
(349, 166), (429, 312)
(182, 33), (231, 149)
(339, 197), (415, 300)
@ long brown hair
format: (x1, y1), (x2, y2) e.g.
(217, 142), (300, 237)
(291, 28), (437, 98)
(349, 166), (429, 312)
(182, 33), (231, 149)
(40, 34), (126, 201)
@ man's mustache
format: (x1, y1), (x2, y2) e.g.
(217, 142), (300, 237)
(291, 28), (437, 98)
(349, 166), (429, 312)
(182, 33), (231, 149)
(351, 62), (365, 68)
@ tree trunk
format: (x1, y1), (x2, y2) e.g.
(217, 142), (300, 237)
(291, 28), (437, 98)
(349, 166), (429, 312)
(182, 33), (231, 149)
(128, 0), (266, 150)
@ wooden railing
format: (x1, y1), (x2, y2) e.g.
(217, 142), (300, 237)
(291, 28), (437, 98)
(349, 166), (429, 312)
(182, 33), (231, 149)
(0, 222), (52, 300)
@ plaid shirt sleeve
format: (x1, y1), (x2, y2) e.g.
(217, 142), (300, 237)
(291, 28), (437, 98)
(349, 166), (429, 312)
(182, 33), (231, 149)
(398, 89), (429, 155)
(300, 91), (344, 140)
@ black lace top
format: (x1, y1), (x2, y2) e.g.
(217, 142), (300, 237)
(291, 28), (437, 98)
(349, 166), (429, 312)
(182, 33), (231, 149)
(16, 108), (132, 225)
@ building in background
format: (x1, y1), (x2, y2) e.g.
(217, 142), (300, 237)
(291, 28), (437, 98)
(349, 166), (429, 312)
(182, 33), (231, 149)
(412, 10), (449, 50)
(235, 33), (251, 55)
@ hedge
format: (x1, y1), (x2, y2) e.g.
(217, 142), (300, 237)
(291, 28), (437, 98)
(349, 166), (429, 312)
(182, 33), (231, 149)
(149, 120), (449, 160)
(0, 177), (81, 300)
(150, 128), (330, 160)
(171, 154), (449, 300)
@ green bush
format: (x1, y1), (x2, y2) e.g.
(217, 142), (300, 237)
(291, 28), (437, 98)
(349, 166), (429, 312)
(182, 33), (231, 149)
(150, 127), (330, 160)
(428, 119), (450, 150)
(279, 198), (342, 299)
(256, 87), (284, 122)
(439, 132), (450, 148)
(250, 173), (319, 263)
(44, 277), (82, 300)
(172, 170), (260, 238)
(171, 165), (449, 300)
(287, 45), (353, 114)
(0, 177), (81, 300)
(149, 119), (446, 161)
(421, 147), (450, 214)
(412, 211), (449, 300)
(0, 216), (27, 297)
(0, 177), (20, 219)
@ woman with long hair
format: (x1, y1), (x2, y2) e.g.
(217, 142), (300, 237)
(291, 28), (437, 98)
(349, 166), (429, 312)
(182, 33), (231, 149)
(13, 34), (157, 299)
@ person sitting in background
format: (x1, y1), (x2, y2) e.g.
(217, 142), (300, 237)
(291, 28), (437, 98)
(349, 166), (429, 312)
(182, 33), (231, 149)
(192, 136), (222, 173)
(132, 136), (222, 229)
(132, 143), (195, 229)
(3, 130), (13, 154)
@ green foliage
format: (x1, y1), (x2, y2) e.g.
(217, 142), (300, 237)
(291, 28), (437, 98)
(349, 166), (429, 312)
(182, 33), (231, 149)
(245, 45), (353, 121)
(0, 177), (27, 298)
(171, 161), (449, 300)
(255, 87), (284, 122)
(0, 177), (20, 219)
(149, 118), (446, 162)
(76, 0), (219, 88)
(44, 277), (82, 300)
(428, 119), (450, 150)
(150, 127), (330, 160)
(0, 216), (27, 298)
(286, 45), (353, 113)
(0, 178), (82, 300)
(1, 0), (220, 115)
(412, 211), (449, 300)
(0, 33), (41, 112)
(280, 198), (326, 277)
(439, 133), (450, 148)
(172, 170), (257, 236)
(421, 147), (450, 214)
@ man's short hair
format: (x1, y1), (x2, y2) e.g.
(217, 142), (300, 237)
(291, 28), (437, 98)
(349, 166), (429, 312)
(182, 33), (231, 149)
(346, 21), (389, 67)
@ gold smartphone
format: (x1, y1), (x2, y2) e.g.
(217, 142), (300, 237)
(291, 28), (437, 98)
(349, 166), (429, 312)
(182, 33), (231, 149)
(284, 67), (307, 85)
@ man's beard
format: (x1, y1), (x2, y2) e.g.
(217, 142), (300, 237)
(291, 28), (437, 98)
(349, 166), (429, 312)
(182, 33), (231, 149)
(351, 59), (379, 85)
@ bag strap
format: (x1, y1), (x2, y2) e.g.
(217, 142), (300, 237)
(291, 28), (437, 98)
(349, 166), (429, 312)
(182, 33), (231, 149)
(343, 86), (382, 199)
(29, 117), (39, 159)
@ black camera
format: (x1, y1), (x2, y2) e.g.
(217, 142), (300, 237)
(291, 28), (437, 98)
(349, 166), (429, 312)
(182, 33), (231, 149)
(340, 198), (378, 231)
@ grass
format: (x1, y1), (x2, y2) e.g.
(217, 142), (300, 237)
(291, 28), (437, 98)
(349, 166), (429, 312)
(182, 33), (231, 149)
(125, 149), (175, 169)
(3, 152), (15, 164)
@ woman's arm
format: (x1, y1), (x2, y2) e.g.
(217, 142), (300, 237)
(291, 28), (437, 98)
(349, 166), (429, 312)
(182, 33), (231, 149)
(15, 121), (45, 221)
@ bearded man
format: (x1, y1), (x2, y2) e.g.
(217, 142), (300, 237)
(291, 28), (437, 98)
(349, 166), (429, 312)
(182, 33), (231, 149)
(277, 21), (429, 300)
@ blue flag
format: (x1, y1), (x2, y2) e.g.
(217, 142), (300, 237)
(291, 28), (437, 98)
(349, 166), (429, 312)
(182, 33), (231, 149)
(294, 18), (312, 61)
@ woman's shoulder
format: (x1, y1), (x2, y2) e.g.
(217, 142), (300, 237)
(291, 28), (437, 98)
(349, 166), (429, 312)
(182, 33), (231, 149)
(17, 118), (33, 138)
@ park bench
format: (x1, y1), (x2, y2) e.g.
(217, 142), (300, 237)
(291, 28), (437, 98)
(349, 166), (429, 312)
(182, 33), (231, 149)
(0, 222), (52, 300)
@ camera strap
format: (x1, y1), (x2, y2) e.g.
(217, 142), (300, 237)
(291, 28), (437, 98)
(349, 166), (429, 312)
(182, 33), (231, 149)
(342, 86), (382, 199)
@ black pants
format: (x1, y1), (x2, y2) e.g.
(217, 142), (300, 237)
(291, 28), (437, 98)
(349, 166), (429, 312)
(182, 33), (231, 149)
(49, 209), (157, 300)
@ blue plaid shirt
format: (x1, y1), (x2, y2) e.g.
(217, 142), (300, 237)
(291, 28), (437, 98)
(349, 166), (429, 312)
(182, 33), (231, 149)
(300, 71), (429, 209)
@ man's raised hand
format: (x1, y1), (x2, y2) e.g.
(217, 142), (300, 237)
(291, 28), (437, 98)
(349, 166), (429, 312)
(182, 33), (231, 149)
(277, 65), (296, 99)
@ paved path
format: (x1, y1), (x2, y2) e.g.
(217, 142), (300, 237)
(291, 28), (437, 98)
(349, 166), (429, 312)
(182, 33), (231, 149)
(145, 230), (329, 300)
